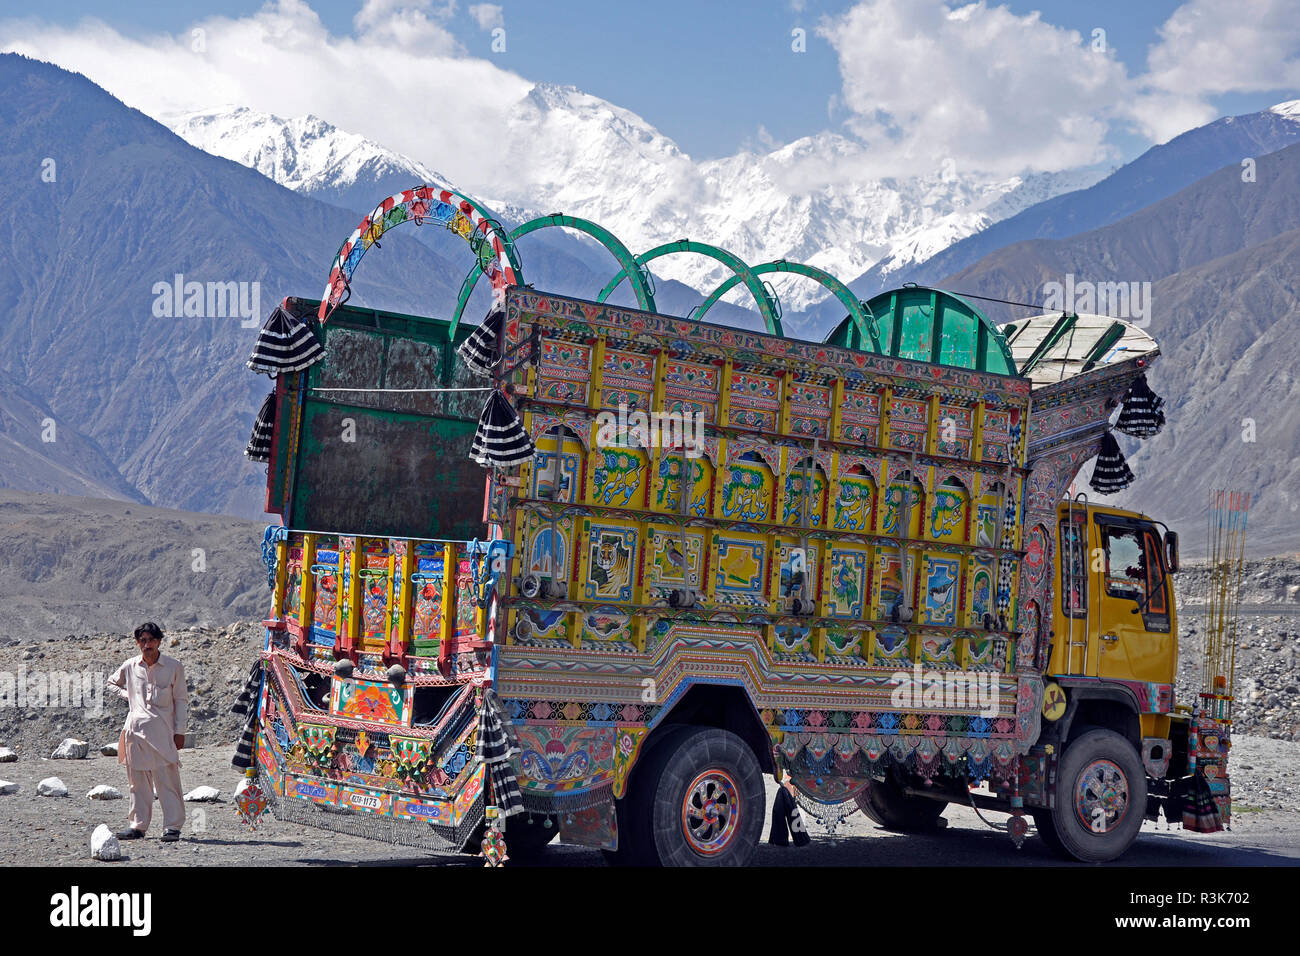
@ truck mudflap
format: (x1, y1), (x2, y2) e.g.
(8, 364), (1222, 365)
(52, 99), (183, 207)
(252, 531), (507, 852)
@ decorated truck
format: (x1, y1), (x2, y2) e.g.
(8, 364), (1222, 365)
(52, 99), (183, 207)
(237, 184), (1232, 865)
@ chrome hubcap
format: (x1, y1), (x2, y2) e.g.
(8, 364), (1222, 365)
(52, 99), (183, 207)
(1075, 758), (1129, 833)
(682, 770), (740, 854)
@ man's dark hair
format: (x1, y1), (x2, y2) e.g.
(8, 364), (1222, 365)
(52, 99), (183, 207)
(134, 622), (164, 642)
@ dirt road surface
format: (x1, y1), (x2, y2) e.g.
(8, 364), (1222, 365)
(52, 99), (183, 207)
(2, 743), (1295, 867)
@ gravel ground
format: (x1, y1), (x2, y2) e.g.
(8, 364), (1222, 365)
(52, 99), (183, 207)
(0, 742), (1294, 867)
(1, 609), (1296, 866)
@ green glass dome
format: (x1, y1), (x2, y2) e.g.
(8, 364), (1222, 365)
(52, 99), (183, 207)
(824, 285), (1018, 376)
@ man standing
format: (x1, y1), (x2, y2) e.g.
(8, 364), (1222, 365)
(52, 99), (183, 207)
(108, 622), (188, 843)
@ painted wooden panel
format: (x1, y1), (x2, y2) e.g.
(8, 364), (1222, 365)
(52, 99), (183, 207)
(728, 370), (780, 431)
(712, 530), (769, 609)
(536, 339), (592, 405)
(601, 347), (654, 411)
(652, 452), (713, 517)
(643, 525), (707, 598)
(663, 359), (720, 424)
(581, 520), (641, 605)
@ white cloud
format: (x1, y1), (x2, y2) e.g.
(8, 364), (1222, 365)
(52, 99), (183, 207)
(1128, 0), (1300, 141)
(0, 0), (529, 189)
(468, 4), (504, 31)
(815, 0), (1130, 177)
(2, 0), (1296, 199)
(353, 0), (461, 53)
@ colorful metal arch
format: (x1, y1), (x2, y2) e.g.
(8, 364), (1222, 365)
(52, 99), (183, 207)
(690, 259), (880, 351)
(317, 184), (521, 322)
(824, 285), (1017, 375)
(596, 239), (785, 336)
(449, 212), (657, 338)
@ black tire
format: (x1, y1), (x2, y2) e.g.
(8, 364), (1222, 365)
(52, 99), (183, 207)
(601, 725), (696, 867)
(854, 777), (947, 832)
(1031, 809), (1067, 855)
(1048, 728), (1147, 863)
(637, 726), (765, 866)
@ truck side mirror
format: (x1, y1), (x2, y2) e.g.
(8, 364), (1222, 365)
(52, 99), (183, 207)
(1165, 531), (1180, 573)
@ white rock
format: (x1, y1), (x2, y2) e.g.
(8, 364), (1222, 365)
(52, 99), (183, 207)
(90, 824), (121, 861)
(100, 743), (118, 757)
(51, 738), (89, 759)
(184, 785), (221, 802)
(37, 776), (69, 797)
(0, 781), (17, 795)
(87, 785), (122, 801)
(0, 747), (16, 762)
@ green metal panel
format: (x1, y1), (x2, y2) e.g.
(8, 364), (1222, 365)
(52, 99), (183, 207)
(824, 286), (1017, 376)
(274, 298), (487, 540)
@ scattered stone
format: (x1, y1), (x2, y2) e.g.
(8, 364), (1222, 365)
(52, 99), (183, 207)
(90, 824), (121, 862)
(37, 776), (69, 797)
(51, 738), (89, 760)
(184, 785), (221, 802)
(0, 747), (16, 762)
(0, 781), (17, 795)
(100, 743), (118, 757)
(87, 785), (122, 801)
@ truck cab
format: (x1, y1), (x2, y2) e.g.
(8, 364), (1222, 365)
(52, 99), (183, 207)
(1050, 500), (1179, 733)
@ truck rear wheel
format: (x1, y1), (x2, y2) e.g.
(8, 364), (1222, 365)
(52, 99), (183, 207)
(601, 725), (695, 866)
(642, 726), (766, 866)
(855, 777), (947, 831)
(1049, 728), (1147, 863)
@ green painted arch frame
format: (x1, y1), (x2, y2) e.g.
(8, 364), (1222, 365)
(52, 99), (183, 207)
(691, 259), (881, 351)
(450, 213), (656, 338)
(596, 239), (785, 336)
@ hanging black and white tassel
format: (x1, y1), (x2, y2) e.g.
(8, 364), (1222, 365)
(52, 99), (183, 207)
(247, 305), (325, 376)
(1114, 373), (1166, 438)
(469, 391), (534, 468)
(1089, 431), (1135, 494)
(458, 308), (504, 378)
(244, 391), (276, 462)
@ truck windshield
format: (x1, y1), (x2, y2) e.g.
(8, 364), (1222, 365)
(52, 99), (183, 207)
(1100, 521), (1171, 631)
(1102, 527), (1146, 600)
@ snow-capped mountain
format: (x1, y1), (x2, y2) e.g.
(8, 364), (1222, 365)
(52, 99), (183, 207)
(167, 106), (456, 214)
(1272, 99), (1300, 122)
(165, 89), (1104, 312)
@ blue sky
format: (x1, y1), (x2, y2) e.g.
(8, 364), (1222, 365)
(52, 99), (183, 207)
(15, 0), (1299, 163)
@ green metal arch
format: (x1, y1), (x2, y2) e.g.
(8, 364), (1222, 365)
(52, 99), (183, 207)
(597, 239), (784, 336)
(691, 259), (880, 351)
(450, 213), (657, 338)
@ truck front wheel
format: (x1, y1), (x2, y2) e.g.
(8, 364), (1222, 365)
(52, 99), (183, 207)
(645, 727), (766, 866)
(1049, 728), (1147, 863)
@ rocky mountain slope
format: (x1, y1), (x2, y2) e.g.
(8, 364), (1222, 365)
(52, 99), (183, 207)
(935, 143), (1300, 553)
(0, 55), (471, 518)
(0, 491), (266, 639)
(827, 100), (1300, 312)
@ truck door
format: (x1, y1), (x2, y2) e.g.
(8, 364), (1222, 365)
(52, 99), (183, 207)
(1094, 518), (1174, 686)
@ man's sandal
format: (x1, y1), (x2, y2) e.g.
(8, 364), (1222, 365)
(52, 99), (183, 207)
(116, 828), (145, 840)
(161, 829), (181, 843)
